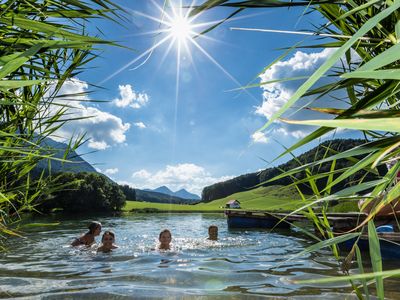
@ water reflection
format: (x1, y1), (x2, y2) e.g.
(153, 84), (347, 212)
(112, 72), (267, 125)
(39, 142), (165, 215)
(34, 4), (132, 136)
(0, 213), (396, 299)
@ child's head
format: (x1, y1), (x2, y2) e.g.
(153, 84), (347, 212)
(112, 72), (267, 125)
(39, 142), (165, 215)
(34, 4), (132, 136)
(159, 229), (172, 248)
(208, 225), (218, 240)
(101, 230), (115, 246)
(88, 221), (102, 236)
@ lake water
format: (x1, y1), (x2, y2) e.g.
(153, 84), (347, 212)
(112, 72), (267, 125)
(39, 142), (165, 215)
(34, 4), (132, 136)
(1, 213), (400, 299)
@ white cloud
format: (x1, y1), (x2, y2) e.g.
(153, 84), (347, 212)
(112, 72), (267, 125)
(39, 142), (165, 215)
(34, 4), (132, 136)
(251, 131), (269, 144)
(48, 78), (130, 150)
(113, 84), (149, 109)
(131, 163), (233, 195)
(291, 130), (308, 139)
(256, 48), (338, 138)
(104, 168), (119, 175)
(134, 122), (146, 129)
(88, 140), (109, 150)
(132, 169), (152, 179)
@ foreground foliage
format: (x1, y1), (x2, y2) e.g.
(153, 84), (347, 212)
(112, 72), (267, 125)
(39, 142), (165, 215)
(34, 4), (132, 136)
(192, 0), (400, 299)
(0, 0), (121, 247)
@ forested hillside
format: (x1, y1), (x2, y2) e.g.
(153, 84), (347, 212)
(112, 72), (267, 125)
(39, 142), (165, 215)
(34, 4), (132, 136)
(201, 139), (386, 202)
(40, 172), (126, 213)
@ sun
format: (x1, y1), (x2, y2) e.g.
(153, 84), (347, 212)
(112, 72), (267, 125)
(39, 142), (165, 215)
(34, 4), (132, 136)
(101, 0), (246, 91)
(168, 14), (193, 43)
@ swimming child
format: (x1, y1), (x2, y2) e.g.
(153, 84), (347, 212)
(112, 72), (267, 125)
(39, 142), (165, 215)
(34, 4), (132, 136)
(158, 229), (172, 250)
(71, 221), (102, 247)
(208, 225), (218, 241)
(97, 230), (118, 253)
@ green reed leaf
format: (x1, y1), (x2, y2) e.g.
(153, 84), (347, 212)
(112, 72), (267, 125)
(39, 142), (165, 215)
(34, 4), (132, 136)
(368, 221), (384, 299)
(288, 233), (360, 262)
(0, 44), (43, 80)
(356, 42), (400, 72)
(0, 80), (45, 89)
(355, 245), (370, 300)
(294, 268), (400, 284)
(343, 70), (400, 80)
(281, 118), (400, 133)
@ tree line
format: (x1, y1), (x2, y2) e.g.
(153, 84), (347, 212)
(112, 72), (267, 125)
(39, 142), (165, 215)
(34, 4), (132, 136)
(37, 173), (194, 212)
(39, 172), (129, 213)
(201, 139), (387, 202)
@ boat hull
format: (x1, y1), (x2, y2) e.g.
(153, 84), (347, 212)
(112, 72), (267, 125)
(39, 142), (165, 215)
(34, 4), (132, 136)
(341, 235), (400, 260)
(227, 214), (290, 229)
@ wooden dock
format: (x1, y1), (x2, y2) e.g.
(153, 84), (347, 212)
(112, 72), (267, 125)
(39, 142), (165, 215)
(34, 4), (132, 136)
(225, 210), (400, 259)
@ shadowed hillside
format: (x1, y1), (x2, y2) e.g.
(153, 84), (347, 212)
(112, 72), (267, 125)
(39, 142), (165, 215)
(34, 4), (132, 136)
(201, 139), (386, 202)
(33, 138), (97, 175)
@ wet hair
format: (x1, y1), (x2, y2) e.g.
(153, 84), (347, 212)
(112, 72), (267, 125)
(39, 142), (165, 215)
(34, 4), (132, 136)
(101, 230), (115, 242)
(208, 225), (218, 232)
(159, 229), (171, 239)
(88, 221), (102, 234)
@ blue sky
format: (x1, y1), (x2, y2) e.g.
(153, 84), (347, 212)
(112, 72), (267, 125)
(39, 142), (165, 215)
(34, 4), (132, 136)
(53, 1), (358, 195)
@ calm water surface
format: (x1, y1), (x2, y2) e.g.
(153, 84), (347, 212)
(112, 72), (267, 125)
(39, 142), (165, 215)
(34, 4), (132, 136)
(1, 213), (399, 299)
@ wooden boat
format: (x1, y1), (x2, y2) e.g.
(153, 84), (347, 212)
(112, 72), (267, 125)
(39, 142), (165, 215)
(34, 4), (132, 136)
(226, 210), (291, 229)
(225, 210), (370, 230)
(225, 210), (398, 231)
(225, 209), (400, 259)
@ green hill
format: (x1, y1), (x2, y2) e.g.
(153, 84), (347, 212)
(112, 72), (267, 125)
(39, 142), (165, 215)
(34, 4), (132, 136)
(201, 139), (386, 202)
(124, 185), (308, 212)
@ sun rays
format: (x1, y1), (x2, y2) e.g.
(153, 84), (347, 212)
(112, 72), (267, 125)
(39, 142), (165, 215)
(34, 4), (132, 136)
(100, 0), (241, 85)
(97, 0), (263, 160)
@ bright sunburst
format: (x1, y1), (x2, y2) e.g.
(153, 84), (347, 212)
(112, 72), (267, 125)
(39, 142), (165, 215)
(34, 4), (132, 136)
(100, 0), (254, 101)
(168, 14), (193, 43)
(101, 0), (234, 82)
(98, 0), (258, 161)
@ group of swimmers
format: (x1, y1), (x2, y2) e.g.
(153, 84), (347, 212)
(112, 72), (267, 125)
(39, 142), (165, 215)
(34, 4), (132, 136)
(71, 221), (219, 253)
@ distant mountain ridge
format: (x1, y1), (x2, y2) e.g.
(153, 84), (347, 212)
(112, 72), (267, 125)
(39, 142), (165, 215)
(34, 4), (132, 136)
(136, 188), (199, 204)
(175, 188), (200, 200)
(34, 139), (202, 205)
(145, 185), (200, 200)
(34, 137), (97, 174)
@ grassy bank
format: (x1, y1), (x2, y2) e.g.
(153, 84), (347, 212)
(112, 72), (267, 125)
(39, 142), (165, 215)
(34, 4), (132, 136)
(124, 185), (307, 212)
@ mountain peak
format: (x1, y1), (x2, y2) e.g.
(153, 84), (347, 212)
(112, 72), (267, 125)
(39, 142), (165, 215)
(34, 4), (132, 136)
(35, 137), (97, 174)
(147, 186), (200, 200)
(153, 186), (173, 194)
(174, 188), (200, 200)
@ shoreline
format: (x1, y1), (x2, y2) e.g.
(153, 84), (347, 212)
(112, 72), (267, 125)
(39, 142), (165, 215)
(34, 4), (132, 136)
(125, 208), (224, 214)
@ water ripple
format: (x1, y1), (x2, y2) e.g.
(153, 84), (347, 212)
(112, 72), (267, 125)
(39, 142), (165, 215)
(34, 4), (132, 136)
(0, 213), (397, 299)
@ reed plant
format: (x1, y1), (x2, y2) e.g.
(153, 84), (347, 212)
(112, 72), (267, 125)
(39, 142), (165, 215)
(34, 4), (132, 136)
(191, 1), (400, 299)
(0, 0), (122, 249)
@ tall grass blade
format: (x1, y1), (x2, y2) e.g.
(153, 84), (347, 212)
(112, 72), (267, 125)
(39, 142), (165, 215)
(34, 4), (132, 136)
(281, 117), (400, 133)
(368, 221), (384, 299)
(355, 245), (370, 300)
